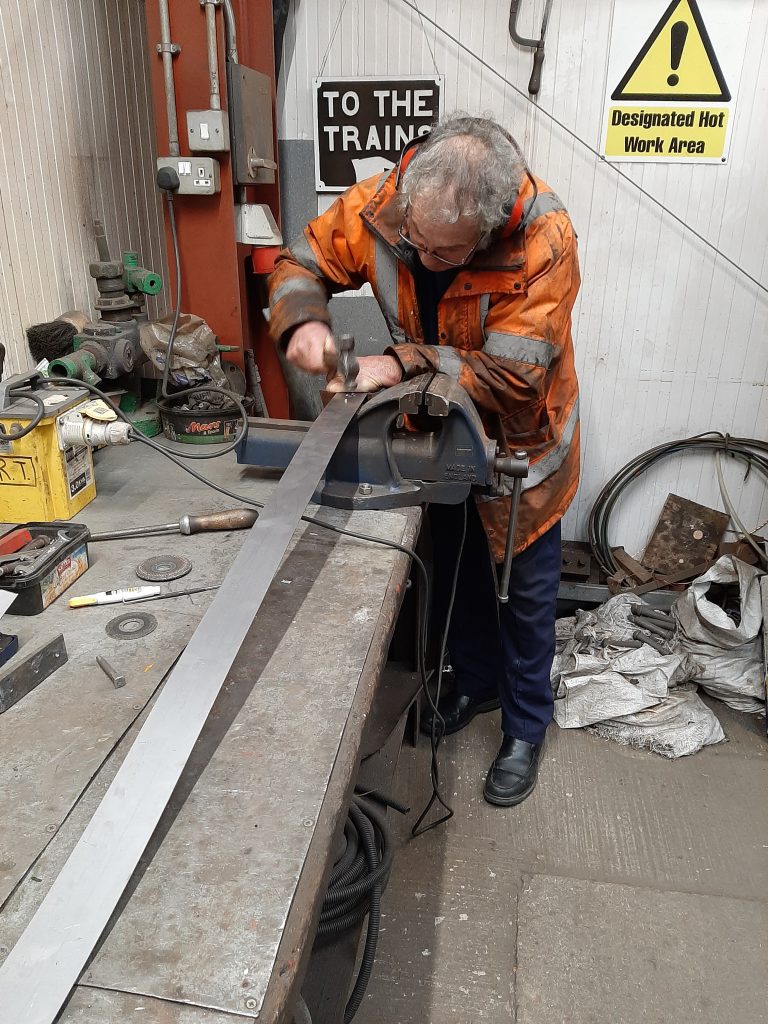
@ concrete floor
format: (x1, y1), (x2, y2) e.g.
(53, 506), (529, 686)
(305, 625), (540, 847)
(355, 699), (768, 1023)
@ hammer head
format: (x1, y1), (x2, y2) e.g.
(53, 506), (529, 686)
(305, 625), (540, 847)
(336, 333), (359, 391)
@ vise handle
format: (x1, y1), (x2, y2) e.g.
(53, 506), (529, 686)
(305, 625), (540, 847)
(496, 450), (529, 603)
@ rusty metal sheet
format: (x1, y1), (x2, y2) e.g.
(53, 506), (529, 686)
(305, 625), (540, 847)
(641, 493), (729, 577)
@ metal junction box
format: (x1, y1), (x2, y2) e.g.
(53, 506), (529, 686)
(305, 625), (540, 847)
(187, 109), (230, 152)
(227, 63), (277, 185)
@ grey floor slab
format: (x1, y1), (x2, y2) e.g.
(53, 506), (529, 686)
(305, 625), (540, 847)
(356, 696), (767, 1024)
(517, 873), (768, 1024)
(392, 701), (768, 900)
(354, 832), (522, 1024)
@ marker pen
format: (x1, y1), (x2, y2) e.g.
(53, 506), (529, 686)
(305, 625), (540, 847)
(69, 586), (162, 608)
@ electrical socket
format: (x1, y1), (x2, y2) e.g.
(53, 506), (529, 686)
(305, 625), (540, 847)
(156, 156), (221, 195)
(187, 109), (230, 152)
(235, 204), (282, 246)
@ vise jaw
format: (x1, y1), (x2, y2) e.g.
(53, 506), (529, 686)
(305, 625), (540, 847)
(237, 373), (520, 511)
(321, 373), (498, 509)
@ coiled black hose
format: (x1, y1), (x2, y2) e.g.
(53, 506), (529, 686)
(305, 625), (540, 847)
(316, 788), (407, 1022)
(587, 432), (768, 578)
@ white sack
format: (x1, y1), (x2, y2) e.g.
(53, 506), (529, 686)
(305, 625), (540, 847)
(553, 646), (692, 729)
(673, 556), (765, 714)
(588, 688), (726, 758)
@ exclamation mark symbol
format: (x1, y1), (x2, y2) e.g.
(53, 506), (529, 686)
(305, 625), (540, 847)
(667, 21), (688, 86)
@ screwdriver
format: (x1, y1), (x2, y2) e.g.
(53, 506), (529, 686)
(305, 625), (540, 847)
(88, 507), (259, 542)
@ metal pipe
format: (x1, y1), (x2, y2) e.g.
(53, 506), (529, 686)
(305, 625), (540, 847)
(157, 0), (180, 156)
(222, 0), (239, 63)
(204, 0), (221, 111)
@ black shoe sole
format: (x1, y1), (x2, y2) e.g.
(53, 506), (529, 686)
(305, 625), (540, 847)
(482, 775), (538, 807)
(420, 697), (500, 738)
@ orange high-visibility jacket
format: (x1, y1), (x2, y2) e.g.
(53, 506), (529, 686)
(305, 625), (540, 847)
(268, 166), (581, 561)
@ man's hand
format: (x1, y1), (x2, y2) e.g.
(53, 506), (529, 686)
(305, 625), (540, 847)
(326, 354), (403, 393)
(285, 321), (336, 375)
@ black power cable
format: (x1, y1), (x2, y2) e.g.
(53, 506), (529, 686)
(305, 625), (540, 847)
(154, 178), (250, 461)
(316, 788), (407, 1022)
(0, 385), (46, 440)
(411, 499), (467, 837)
(588, 432), (768, 577)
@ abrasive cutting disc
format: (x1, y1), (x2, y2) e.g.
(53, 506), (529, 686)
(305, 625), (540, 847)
(135, 554), (192, 582)
(105, 611), (158, 640)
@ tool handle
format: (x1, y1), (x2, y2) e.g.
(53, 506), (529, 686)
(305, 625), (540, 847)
(528, 45), (545, 95)
(496, 451), (529, 604)
(179, 508), (259, 534)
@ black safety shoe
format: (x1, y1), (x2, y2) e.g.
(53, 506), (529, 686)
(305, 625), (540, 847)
(483, 736), (543, 806)
(421, 692), (500, 738)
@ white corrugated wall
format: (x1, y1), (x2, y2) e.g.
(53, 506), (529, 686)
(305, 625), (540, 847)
(0, 0), (167, 377)
(277, 0), (768, 552)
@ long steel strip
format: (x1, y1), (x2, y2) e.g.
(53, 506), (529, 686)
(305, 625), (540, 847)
(0, 392), (366, 1024)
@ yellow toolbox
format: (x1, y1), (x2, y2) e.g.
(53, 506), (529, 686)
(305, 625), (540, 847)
(0, 383), (96, 523)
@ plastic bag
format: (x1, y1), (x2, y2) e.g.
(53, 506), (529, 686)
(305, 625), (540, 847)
(139, 313), (227, 388)
(588, 688), (726, 758)
(553, 645), (691, 728)
(673, 556), (765, 713)
(552, 594), (696, 728)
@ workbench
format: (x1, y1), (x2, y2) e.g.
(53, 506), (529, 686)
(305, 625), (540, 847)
(0, 441), (421, 1023)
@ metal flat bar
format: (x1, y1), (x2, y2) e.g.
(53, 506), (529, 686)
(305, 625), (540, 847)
(0, 392), (365, 1024)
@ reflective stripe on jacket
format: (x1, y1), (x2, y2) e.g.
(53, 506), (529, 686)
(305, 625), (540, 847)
(268, 168), (581, 560)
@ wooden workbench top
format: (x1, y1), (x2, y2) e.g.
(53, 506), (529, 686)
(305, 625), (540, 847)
(0, 441), (420, 1023)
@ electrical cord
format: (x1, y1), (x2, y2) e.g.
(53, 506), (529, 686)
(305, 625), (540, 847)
(316, 788), (405, 1022)
(588, 432), (768, 576)
(154, 187), (250, 460)
(411, 500), (466, 837)
(715, 451), (768, 567)
(0, 386), (45, 439)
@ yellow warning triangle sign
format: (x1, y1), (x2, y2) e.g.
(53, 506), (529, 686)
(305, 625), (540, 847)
(612, 0), (730, 102)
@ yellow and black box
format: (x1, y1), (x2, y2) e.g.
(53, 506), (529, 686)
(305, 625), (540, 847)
(0, 387), (96, 523)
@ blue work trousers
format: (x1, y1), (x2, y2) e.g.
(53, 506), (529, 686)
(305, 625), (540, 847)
(428, 499), (561, 744)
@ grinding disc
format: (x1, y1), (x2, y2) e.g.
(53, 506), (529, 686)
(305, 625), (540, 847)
(135, 554), (192, 582)
(105, 611), (158, 640)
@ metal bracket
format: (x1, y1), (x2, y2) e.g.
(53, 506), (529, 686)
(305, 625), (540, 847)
(156, 41), (181, 55)
(0, 634), (68, 715)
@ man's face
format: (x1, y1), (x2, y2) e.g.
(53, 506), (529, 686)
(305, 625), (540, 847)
(405, 202), (483, 272)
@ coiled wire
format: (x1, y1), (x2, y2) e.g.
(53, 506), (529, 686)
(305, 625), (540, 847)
(315, 788), (407, 1022)
(588, 432), (768, 577)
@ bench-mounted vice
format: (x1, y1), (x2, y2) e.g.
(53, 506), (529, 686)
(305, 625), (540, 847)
(236, 337), (529, 602)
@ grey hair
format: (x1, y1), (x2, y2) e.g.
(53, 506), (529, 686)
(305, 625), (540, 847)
(400, 114), (527, 239)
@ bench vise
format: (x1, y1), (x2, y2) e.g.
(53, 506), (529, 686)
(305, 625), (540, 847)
(236, 371), (529, 601)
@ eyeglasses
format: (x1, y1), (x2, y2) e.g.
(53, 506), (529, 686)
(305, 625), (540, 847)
(397, 204), (483, 268)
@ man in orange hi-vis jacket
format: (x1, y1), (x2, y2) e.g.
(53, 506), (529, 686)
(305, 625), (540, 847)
(269, 114), (580, 807)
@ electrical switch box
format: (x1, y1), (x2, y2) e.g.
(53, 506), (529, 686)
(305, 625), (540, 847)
(227, 63), (276, 185)
(187, 109), (230, 152)
(156, 156), (221, 195)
